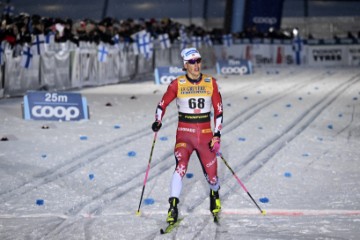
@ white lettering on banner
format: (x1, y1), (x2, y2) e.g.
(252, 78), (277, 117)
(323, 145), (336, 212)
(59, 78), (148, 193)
(286, 55), (294, 64)
(349, 48), (360, 65)
(255, 55), (272, 64)
(160, 75), (177, 84)
(313, 49), (342, 62)
(45, 93), (68, 103)
(349, 48), (360, 54)
(32, 105), (80, 121)
(253, 17), (277, 25)
(221, 66), (248, 75)
(169, 66), (183, 74)
(228, 59), (241, 65)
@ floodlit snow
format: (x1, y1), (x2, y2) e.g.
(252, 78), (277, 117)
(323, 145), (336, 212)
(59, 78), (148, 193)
(0, 67), (360, 240)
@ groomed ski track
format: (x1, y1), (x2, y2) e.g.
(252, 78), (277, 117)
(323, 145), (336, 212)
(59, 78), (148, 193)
(0, 66), (359, 240)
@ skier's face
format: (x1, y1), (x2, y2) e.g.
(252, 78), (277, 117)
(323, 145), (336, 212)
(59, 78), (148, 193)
(185, 58), (202, 79)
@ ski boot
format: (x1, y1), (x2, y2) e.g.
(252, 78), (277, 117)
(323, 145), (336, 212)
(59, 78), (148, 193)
(210, 190), (221, 222)
(166, 197), (179, 225)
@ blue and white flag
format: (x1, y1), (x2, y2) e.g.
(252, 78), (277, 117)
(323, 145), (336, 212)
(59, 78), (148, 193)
(113, 34), (120, 45)
(222, 34), (233, 47)
(98, 44), (109, 62)
(21, 45), (33, 68)
(179, 27), (189, 50)
(44, 32), (55, 52)
(123, 37), (131, 49)
(3, 5), (14, 16)
(0, 41), (5, 66)
(203, 35), (213, 47)
(158, 33), (171, 49)
(113, 34), (124, 51)
(292, 36), (303, 65)
(132, 30), (153, 60)
(180, 36), (189, 50)
(191, 36), (202, 49)
(31, 34), (45, 55)
(179, 26), (187, 37)
(131, 30), (145, 56)
(45, 32), (55, 44)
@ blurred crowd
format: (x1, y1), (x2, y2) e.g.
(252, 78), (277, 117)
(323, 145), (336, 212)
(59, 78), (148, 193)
(0, 6), (297, 49)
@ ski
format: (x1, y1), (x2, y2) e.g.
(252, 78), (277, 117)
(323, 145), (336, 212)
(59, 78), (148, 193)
(160, 218), (183, 234)
(213, 213), (220, 224)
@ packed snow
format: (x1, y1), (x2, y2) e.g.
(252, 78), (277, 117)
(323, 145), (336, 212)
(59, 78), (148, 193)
(1, 66), (360, 240)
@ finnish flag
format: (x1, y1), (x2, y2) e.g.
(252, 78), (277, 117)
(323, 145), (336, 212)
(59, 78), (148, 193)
(44, 32), (55, 52)
(132, 30), (153, 60)
(3, 5), (14, 16)
(113, 34), (124, 50)
(180, 36), (189, 50)
(31, 34), (45, 55)
(191, 36), (202, 49)
(179, 27), (189, 50)
(0, 41), (5, 66)
(45, 32), (55, 44)
(292, 36), (303, 65)
(158, 33), (171, 49)
(21, 45), (33, 69)
(98, 44), (109, 62)
(222, 34), (233, 47)
(204, 35), (213, 47)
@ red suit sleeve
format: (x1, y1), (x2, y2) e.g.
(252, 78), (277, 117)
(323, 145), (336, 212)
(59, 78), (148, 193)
(211, 78), (223, 135)
(155, 80), (178, 122)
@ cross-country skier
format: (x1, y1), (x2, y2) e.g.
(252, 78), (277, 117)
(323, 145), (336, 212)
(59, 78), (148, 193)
(151, 47), (223, 224)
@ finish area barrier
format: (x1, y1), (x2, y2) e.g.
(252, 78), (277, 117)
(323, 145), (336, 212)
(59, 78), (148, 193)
(1, 40), (359, 98)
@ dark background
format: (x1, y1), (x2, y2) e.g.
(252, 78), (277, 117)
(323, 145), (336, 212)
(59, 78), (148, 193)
(6, 0), (360, 21)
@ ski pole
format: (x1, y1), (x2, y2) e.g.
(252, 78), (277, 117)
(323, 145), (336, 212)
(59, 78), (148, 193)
(219, 153), (266, 215)
(136, 132), (158, 216)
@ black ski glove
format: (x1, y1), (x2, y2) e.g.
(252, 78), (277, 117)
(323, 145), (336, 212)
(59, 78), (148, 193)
(151, 121), (162, 132)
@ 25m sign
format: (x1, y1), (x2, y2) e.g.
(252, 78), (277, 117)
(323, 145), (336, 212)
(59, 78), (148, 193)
(23, 91), (89, 121)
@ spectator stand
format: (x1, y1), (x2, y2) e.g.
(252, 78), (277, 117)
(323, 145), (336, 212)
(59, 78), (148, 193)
(0, 11), (359, 98)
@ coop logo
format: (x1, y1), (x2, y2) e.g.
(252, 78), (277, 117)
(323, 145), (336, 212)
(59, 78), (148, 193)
(154, 66), (183, 84)
(160, 75), (177, 84)
(31, 106), (80, 121)
(253, 17), (277, 25)
(216, 59), (252, 75)
(221, 66), (249, 75)
(313, 49), (342, 62)
(23, 91), (89, 121)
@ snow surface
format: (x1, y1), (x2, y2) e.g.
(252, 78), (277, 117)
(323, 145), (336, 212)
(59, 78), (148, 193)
(0, 67), (360, 240)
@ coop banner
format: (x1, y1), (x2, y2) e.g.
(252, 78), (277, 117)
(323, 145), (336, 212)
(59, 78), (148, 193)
(243, 0), (284, 33)
(154, 66), (184, 85)
(216, 59), (252, 75)
(23, 91), (89, 121)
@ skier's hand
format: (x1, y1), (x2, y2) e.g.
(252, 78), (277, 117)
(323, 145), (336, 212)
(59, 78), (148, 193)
(209, 133), (221, 153)
(151, 121), (162, 132)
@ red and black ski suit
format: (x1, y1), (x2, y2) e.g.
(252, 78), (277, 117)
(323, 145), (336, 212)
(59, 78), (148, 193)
(155, 73), (223, 198)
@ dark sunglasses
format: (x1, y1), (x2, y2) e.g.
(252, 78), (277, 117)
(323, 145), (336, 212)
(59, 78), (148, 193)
(187, 58), (202, 64)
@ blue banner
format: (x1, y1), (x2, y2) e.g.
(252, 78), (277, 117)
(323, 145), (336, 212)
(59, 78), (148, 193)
(243, 0), (284, 33)
(216, 59), (252, 75)
(23, 91), (89, 121)
(154, 66), (184, 85)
